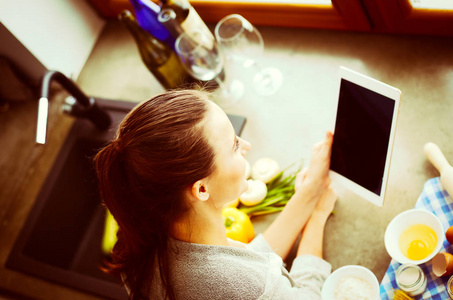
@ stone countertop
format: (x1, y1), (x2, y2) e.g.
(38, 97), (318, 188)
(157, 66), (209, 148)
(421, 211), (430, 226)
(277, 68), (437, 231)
(1, 19), (453, 298)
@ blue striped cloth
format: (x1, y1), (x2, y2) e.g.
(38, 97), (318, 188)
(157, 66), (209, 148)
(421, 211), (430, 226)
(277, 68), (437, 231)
(379, 177), (453, 299)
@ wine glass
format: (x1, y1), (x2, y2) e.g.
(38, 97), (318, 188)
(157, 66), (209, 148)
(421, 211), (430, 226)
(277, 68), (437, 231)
(174, 30), (244, 107)
(215, 14), (283, 96)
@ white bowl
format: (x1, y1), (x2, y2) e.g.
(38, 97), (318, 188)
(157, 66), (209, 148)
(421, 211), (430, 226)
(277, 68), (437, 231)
(321, 265), (380, 300)
(384, 208), (444, 265)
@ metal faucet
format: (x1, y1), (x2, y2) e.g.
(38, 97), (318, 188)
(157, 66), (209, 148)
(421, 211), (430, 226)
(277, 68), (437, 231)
(36, 71), (111, 144)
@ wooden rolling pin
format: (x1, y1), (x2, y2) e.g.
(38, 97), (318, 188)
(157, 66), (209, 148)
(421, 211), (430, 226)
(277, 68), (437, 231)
(424, 142), (453, 197)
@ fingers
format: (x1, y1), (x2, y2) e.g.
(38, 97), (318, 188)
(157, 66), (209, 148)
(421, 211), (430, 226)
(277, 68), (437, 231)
(311, 131), (333, 157)
(299, 131), (334, 199)
(313, 131), (333, 155)
(325, 131), (333, 155)
(326, 131), (333, 143)
(308, 131), (333, 177)
(295, 168), (309, 191)
(300, 167), (308, 179)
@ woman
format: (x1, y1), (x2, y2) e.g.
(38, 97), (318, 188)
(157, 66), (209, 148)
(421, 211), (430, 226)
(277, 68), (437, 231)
(95, 89), (336, 299)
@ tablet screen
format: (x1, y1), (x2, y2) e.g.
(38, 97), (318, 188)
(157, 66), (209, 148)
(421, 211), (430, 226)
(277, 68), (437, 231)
(330, 78), (396, 196)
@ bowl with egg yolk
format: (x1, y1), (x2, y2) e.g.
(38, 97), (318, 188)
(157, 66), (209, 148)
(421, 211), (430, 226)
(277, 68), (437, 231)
(385, 209), (444, 265)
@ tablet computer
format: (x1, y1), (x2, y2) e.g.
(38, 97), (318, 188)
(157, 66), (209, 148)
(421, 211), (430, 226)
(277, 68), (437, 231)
(329, 67), (401, 207)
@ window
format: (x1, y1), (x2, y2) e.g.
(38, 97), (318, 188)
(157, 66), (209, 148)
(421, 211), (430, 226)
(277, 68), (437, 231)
(362, 0), (453, 36)
(410, 0), (453, 10)
(190, 0), (370, 31)
(91, 0), (453, 36)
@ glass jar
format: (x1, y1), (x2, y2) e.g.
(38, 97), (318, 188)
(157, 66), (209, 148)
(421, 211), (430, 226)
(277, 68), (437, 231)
(396, 264), (427, 296)
(447, 276), (453, 299)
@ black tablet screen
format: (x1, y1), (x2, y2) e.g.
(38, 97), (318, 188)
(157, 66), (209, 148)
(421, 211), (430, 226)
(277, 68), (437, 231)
(330, 79), (396, 195)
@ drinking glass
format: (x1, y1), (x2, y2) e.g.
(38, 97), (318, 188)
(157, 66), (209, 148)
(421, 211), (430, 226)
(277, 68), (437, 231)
(215, 14), (282, 96)
(175, 30), (244, 107)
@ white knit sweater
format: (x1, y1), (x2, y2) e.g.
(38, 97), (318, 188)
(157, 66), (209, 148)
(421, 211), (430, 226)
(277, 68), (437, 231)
(148, 234), (332, 299)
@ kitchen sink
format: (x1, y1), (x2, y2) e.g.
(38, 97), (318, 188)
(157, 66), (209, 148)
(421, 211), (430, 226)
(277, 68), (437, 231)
(6, 98), (246, 299)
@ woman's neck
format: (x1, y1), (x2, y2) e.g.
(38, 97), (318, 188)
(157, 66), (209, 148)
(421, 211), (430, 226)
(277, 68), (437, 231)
(171, 201), (229, 246)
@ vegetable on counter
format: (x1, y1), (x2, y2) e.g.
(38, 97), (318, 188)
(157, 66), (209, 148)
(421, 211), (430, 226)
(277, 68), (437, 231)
(222, 207), (255, 243)
(245, 159), (251, 179)
(239, 179), (268, 206)
(239, 162), (300, 217)
(102, 209), (119, 255)
(251, 158), (280, 183)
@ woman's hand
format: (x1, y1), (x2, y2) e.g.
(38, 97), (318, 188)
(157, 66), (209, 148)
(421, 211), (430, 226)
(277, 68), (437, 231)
(295, 167), (337, 219)
(299, 131), (333, 199)
(294, 167), (308, 192)
(262, 131), (333, 260)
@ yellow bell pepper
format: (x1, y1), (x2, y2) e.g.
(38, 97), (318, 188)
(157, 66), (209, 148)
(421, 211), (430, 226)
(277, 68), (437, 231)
(102, 209), (119, 255)
(222, 207), (255, 243)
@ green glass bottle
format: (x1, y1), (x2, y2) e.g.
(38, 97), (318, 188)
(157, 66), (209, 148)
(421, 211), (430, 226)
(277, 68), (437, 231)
(119, 10), (194, 89)
(157, 6), (225, 88)
(159, 0), (214, 42)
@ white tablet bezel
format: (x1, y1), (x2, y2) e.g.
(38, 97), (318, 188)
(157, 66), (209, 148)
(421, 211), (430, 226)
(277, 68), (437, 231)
(329, 66), (401, 207)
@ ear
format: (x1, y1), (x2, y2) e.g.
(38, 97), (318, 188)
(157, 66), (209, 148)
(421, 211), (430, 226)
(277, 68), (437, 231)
(191, 180), (210, 202)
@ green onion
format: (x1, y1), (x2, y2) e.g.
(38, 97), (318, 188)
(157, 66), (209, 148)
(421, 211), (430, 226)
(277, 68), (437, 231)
(239, 163), (301, 218)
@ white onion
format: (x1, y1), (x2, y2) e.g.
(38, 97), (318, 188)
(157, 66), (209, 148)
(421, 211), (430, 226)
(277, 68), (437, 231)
(239, 179), (267, 206)
(251, 158), (280, 183)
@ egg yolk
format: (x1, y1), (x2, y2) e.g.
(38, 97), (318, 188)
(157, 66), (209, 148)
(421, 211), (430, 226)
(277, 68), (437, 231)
(399, 224), (437, 261)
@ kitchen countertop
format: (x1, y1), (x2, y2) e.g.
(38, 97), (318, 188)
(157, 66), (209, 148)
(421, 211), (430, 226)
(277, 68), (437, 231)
(1, 20), (453, 299)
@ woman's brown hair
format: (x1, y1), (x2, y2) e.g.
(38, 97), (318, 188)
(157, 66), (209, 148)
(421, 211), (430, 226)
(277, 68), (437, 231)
(94, 90), (216, 299)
